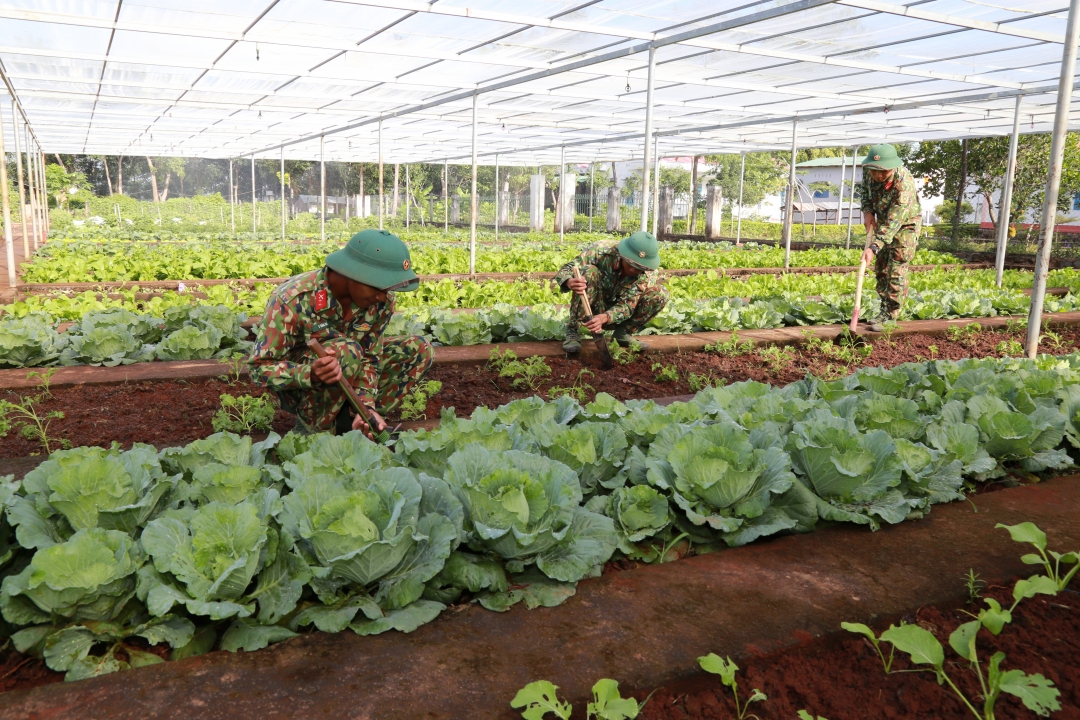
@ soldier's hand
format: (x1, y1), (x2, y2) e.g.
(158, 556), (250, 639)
(861, 247), (875, 266)
(352, 409), (387, 439)
(566, 277), (587, 295)
(583, 313), (609, 334)
(312, 348), (343, 385)
(864, 213), (876, 235)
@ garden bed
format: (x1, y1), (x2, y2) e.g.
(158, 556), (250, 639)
(4, 321), (1079, 459)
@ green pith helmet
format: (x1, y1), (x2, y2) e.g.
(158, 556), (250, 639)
(618, 231), (661, 270)
(862, 144), (903, 171)
(325, 229), (420, 292)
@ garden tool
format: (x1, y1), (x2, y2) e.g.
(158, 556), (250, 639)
(849, 230), (873, 335)
(307, 338), (392, 443)
(572, 266), (614, 370)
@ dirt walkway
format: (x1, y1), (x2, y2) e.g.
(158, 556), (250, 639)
(2, 475), (1077, 720)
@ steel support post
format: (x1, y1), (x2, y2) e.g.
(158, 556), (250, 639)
(589, 162), (595, 233)
(996, 95), (1023, 288)
(280, 147), (286, 239)
(443, 159), (448, 233)
(24, 125), (37, 251)
(320, 135), (326, 242)
(846, 146), (858, 249)
(229, 159), (235, 235)
(494, 153), (500, 241)
(783, 119), (798, 270)
(41, 150), (48, 236)
(0, 101), (15, 288)
(470, 92), (478, 275)
(378, 121), (384, 230)
(559, 145), (566, 242)
(1027, 0), (1080, 358)
(651, 135), (660, 236)
(640, 47), (656, 232)
(736, 152), (746, 244)
(837, 148), (846, 225)
(11, 102), (27, 258)
(406, 163), (410, 229)
(251, 156), (257, 234)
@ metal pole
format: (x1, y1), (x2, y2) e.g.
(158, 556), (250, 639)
(494, 153), (499, 241)
(469, 92), (478, 275)
(836, 147), (846, 226)
(280, 146), (286, 239)
(589, 161), (595, 233)
(378, 121), (384, 230)
(651, 134), (660, 236)
(36, 149), (46, 239)
(11, 102), (27, 259)
(736, 152), (746, 244)
(559, 145), (566, 243)
(27, 133), (39, 250)
(995, 95), (1023, 288)
(41, 149), (49, 237)
(251, 156), (257, 234)
(0, 101), (15, 288)
(405, 163), (410, 229)
(1027, 0), (1080, 358)
(783, 119), (798, 269)
(320, 135), (326, 242)
(443, 158), (448, 233)
(846, 146), (858, 249)
(229, 159), (235, 235)
(640, 47), (656, 232)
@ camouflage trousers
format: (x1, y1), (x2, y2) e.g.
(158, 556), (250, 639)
(874, 230), (918, 321)
(276, 335), (434, 434)
(568, 265), (669, 334)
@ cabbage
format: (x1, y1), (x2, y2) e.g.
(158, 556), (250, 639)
(0, 313), (67, 368)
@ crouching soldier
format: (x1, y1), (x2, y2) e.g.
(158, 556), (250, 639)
(555, 231), (669, 352)
(250, 229), (434, 437)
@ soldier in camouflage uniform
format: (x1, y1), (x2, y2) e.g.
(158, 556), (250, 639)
(555, 231), (668, 352)
(859, 143), (923, 331)
(250, 229), (432, 436)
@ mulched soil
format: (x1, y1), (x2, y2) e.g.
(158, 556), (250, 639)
(633, 586), (1080, 720)
(412, 322), (1080, 420)
(3, 322), (1078, 457)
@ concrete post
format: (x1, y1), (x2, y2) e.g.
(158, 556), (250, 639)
(657, 185), (674, 236)
(606, 187), (621, 232)
(494, 153), (499, 241)
(469, 91), (478, 275)
(783, 119), (798, 269)
(529, 174), (545, 230)
(378, 120), (384, 230)
(556, 172), (575, 233)
(443, 158), (448, 233)
(450, 196), (461, 223)
(736, 153), (745, 244)
(25, 125), (37, 250)
(229, 159), (235, 235)
(320, 135), (326, 242)
(705, 185), (724, 239)
(995, 95), (1023, 288)
(280, 146), (285, 239)
(846, 146), (858, 249)
(499, 183), (510, 226)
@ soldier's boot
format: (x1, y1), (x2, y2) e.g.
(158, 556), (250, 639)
(562, 323), (582, 354)
(612, 324), (647, 350)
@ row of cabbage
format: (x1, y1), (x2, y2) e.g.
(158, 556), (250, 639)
(0, 307), (251, 369)
(3, 353), (1080, 682)
(3, 285), (1080, 368)
(22, 239), (960, 284)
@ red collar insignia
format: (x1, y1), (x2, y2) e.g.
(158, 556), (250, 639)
(885, 180), (894, 191)
(314, 289), (328, 311)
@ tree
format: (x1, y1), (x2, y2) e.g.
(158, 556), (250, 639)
(704, 152), (786, 211)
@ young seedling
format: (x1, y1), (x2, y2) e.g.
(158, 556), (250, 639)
(964, 569), (985, 605)
(879, 320), (899, 345)
(0, 394), (68, 454)
(651, 362), (679, 383)
(1005, 317), (1028, 335)
(211, 394), (275, 434)
(947, 322), (982, 347)
(511, 678), (645, 720)
(995, 339), (1023, 357)
(797, 712), (829, 720)
(705, 331), (754, 357)
(487, 346), (517, 373)
(399, 380), (443, 421)
(499, 355), (553, 393)
(217, 352), (248, 386)
(928, 344), (939, 360)
(758, 345), (795, 372)
(25, 368), (57, 400)
(698, 654), (767, 720)
(687, 372), (724, 392)
(997, 522), (1079, 596)
(841, 622), (896, 673)
(548, 369), (595, 403)
(1040, 330), (1065, 349)
(609, 341), (643, 366)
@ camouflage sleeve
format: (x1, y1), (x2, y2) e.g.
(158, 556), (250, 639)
(249, 292), (312, 392)
(349, 297), (396, 409)
(872, 173), (920, 251)
(554, 247), (603, 291)
(606, 272), (658, 325)
(859, 176), (873, 216)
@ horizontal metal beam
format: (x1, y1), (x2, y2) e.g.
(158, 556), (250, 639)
(837, 0), (1066, 43)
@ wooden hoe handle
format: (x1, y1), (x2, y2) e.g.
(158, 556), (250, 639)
(572, 265), (595, 318)
(306, 337), (369, 417)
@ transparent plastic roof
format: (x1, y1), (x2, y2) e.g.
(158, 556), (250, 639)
(0, 0), (1077, 165)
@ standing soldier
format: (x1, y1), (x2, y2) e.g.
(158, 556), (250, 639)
(859, 143), (923, 332)
(250, 229), (433, 437)
(555, 231), (669, 352)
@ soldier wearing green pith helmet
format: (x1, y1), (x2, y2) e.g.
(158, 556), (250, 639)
(859, 143), (923, 331)
(555, 231), (669, 352)
(250, 229), (433, 438)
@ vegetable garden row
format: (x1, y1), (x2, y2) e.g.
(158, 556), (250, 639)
(2, 352), (1080, 684)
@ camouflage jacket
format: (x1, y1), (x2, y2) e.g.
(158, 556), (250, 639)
(554, 245), (661, 325)
(250, 267), (395, 408)
(860, 166), (922, 252)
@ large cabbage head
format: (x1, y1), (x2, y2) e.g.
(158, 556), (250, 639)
(13, 444), (177, 547)
(138, 500), (272, 619)
(155, 324), (224, 360)
(161, 432), (279, 479)
(656, 422), (794, 533)
(0, 313), (66, 368)
(529, 421), (628, 494)
(77, 309), (163, 344)
(60, 325), (149, 366)
(1, 528), (143, 626)
(393, 411), (514, 475)
(282, 431), (391, 487)
(606, 485), (671, 546)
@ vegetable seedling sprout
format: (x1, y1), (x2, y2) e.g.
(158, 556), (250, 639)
(698, 653), (767, 720)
